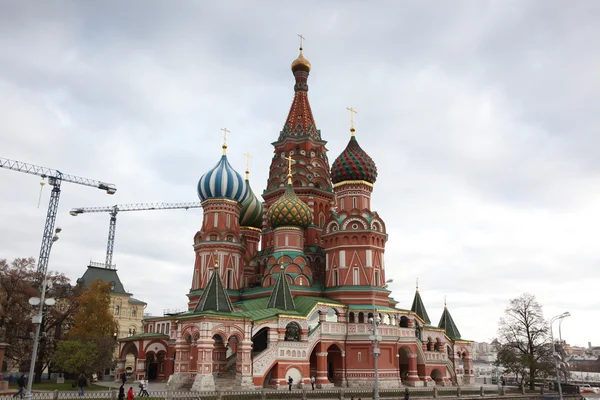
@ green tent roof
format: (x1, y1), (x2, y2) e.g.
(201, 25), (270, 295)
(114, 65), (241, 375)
(267, 269), (296, 311)
(410, 290), (431, 325)
(194, 269), (233, 313)
(438, 306), (461, 339)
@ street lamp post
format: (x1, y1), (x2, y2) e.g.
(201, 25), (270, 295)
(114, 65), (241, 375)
(550, 312), (570, 400)
(369, 313), (382, 400)
(369, 278), (392, 400)
(24, 228), (60, 400)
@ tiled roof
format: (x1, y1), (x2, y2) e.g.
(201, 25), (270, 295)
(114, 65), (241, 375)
(410, 290), (431, 325)
(438, 306), (461, 339)
(78, 265), (130, 295)
(267, 268), (296, 311)
(120, 332), (169, 342)
(194, 270), (233, 313)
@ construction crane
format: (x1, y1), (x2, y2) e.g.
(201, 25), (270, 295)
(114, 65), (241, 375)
(0, 157), (117, 275)
(70, 202), (202, 268)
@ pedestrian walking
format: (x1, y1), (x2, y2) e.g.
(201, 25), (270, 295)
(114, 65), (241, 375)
(127, 387), (134, 400)
(13, 375), (26, 399)
(141, 379), (149, 397)
(118, 385), (125, 400)
(288, 376), (293, 391)
(120, 373), (126, 386)
(404, 387), (410, 400)
(137, 378), (144, 397)
(310, 376), (315, 390)
(77, 373), (87, 396)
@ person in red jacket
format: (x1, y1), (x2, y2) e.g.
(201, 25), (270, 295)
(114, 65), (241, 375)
(127, 387), (134, 400)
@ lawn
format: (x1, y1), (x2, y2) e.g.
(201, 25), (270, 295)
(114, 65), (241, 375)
(8, 382), (110, 391)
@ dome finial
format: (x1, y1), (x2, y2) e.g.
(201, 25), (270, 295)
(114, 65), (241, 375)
(416, 278), (419, 292)
(220, 127), (230, 155)
(298, 33), (305, 50)
(291, 34), (311, 73)
(444, 295), (447, 308)
(346, 106), (357, 137)
(284, 154), (295, 185)
(214, 251), (219, 270)
(244, 153), (252, 180)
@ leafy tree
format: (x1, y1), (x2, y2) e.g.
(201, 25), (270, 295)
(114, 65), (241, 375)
(53, 280), (118, 375)
(0, 258), (78, 382)
(495, 293), (554, 390)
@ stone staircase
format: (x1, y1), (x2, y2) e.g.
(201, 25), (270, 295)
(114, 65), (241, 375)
(214, 371), (243, 391)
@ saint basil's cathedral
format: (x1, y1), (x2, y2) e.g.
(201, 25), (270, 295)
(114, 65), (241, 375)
(117, 46), (474, 390)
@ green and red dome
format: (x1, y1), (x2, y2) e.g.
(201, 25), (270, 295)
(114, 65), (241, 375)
(331, 134), (378, 184)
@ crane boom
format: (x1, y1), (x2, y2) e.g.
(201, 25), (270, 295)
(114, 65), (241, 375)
(70, 202), (201, 215)
(0, 157), (117, 193)
(0, 156), (117, 277)
(70, 201), (202, 268)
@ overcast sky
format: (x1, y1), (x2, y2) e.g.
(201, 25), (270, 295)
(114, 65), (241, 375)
(1, 1), (599, 347)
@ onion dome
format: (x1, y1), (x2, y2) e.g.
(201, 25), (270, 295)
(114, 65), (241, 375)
(267, 183), (313, 229)
(331, 129), (378, 184)
(291, 47), (311, 73)
(197, 146), (249, 203)
(239, 177), (264, 229)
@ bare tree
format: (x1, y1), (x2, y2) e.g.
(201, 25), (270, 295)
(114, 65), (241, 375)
(495, 293), (554, 390)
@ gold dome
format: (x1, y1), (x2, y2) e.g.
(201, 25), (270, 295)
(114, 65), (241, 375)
(291, 48), (311, 73)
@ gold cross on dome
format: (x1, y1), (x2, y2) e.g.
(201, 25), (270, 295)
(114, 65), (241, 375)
(346, 106), (357, 132)
(297, 34), (305, 49)
(284, 155), (294, 177)
(244, 153), (252, 179)
(213, 252), (219, 269)
(220, 127), (230, 145)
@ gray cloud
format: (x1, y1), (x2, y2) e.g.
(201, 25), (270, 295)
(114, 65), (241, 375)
(1, 0), (598, 346)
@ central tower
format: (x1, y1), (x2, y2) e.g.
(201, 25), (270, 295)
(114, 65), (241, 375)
(261, 45), (335, 286)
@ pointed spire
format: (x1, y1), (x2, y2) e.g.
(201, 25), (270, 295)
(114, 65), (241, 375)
(438, 299), (461, 339)
(267, 265), (296, 311)
(410, 282), (431, 324)
(280, 41), (319, 141)
(194, 255), (233, 313)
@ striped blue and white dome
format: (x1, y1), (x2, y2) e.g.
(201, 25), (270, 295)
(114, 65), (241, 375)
(197, 155), (249, 203)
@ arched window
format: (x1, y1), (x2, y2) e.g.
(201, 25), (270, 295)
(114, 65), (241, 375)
(400, 316), (409, 327)
(325, 308), (338, 322)
(284, 322), (301, 342)
(349, 312), (355, 323)
(114, 305), (120, 315)
(353, 197), (357, 208)
(307, 311), (319, 331)
(427, 338), (433, 351)
(358, 312), (364, 323)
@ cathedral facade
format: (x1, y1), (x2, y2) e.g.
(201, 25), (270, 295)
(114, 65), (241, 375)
(116, 47), (474, 390)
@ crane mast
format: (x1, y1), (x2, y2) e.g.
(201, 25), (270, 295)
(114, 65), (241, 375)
(0, 157), (117, 275)
(70, 202), (202, 268)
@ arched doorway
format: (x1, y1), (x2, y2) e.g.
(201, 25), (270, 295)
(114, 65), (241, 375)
(430, 369), (444, 385)
(121, 342), (138, 378)
(252, 327), (268, 355)
(326, 344), (343, 386)
(227, 335), (240, 375)
(146, 352), (157, 381)
(398, 347), (411, 383)
(212, 334), (226, 374)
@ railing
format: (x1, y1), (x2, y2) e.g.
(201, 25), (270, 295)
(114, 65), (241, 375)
(252, 342), (279, 378)
(0, 387), (581, 400)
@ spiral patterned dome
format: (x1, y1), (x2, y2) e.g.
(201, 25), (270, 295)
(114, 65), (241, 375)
(239, 179), (264, 229)
(197, 154), (249, 203)
(331, 134), (378, 184)
(267, 183), (313, 229)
